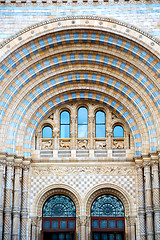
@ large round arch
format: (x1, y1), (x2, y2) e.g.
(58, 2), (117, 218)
(0, 16), (160, 158)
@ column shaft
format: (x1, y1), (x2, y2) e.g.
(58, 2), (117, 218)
(0, 158), (6, 240)
(152, 160), (160, 240)
(136, 164), (146, 240)
(21, 164), (29, 240)
(144, 162), (154, 240)
(12, 163), (22, 240)
(3, 159), (14, 240)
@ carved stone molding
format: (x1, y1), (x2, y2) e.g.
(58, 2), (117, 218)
(85, 185), (131, 216)
(36, 187), (81, 217)
(32, 166), (135, 176)
(0, 15), (159, 50)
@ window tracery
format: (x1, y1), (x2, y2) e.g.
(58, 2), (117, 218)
(91, 194), (124, 217)
(42, 195), (76, 218)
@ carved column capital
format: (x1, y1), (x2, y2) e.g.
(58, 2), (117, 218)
(143, 161), (151, 168)
(126, 216), (136, 226)
(78, 216), (89, 227)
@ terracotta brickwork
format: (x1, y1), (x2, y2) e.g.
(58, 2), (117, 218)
(0, 16), (160, 239)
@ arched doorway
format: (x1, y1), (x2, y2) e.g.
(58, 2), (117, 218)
(91, 194), (125, 240)
(42, 195), (76, 240)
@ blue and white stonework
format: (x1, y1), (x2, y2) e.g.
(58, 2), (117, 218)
(0, 1), (160, 239)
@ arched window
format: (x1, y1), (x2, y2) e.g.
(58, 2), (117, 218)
(43, 195), (76, 218)
(78, 107), (88, 138)
(60, 111), (70, 138)
(113, 125), (124, 138)
(95, 111), (106, 138)
(42, 195), (76, 238)
(91, 195), (125, 240)
(42, 126), (52, 138)
(91, 195), (124, 217)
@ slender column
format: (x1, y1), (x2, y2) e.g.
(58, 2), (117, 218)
(151, 157), (160, 240)
(3, 155), (15, 240)
(0, 153), (6, 240)
(78, 216), (88, 240)
(107, 131), (112, 149)
(12, 157), (23, 240)
(126, 217), (131, 240)
(85, 216), (89, 240)
(71, 117), (76, 149)
(135, 162), (146, 240)
(89, 116), (94, 149)
(143, 160), (154, 240)
(31, 218), (37, 240)
(71, 106), (77, 149)
(21, 160), (30, 240)
(53, 110), (59, 149)
(130, 217), (136, 240)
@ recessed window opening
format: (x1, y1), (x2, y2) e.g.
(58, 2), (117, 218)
(42, 126), (52, 138)
(78, 107), (88, 138)
(95, 111), (106, 138)
(113, 125), (124, 138)
(60, 111), (70, 138)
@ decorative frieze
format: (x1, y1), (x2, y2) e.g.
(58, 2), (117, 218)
(32, 166), (135, 176)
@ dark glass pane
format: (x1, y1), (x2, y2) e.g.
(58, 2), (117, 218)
(59, 233), (65, 240)
(91, 195), (124, 217)
(66, 233), (72, 240)
(51, 233), (58, 240)
(42, 126), (52, 138)
(43, 195), (76, 217)
(93, 232), (100, 240)
(108, 234), (115, 240)
(96, 125), (105, 138)
(92, 220), (99, 228)
(78, 125), (88, 138)
(117, 220), (124, 228)
(113, 126), (124, 137)
(100, 220), (107, 228)
(60, 220), (67, 229)
(109, 220), (116, 228)
(60, 125), (70, 138)
(116, 234), (123, 240)
(68, 220), (75, 229)
(96, 111), (105, 124)
(78, 107), (88, 124)
(43, 220), (50, 229)
(51, 220), (58, 229)
(61, 111), (70, 124)
(102, 233), (108, 240)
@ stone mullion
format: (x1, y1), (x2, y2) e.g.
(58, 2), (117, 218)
(151, 159), (160, 240)
(3, 155), (15, 240)
(53, 110), (59, 149)
(12, 158), (22, 240)
(71, 106), (76, 149)
(89, 116), (94, 149)
(136, 164), (146, 240)
(0, 154), (6, 240)
(143, 161), (154, 240)
(21, 162), (30, 240)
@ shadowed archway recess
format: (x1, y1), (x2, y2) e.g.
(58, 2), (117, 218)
(0, 16), (160, 157)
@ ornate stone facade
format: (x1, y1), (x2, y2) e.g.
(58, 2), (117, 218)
(0, 1), (160, 238)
